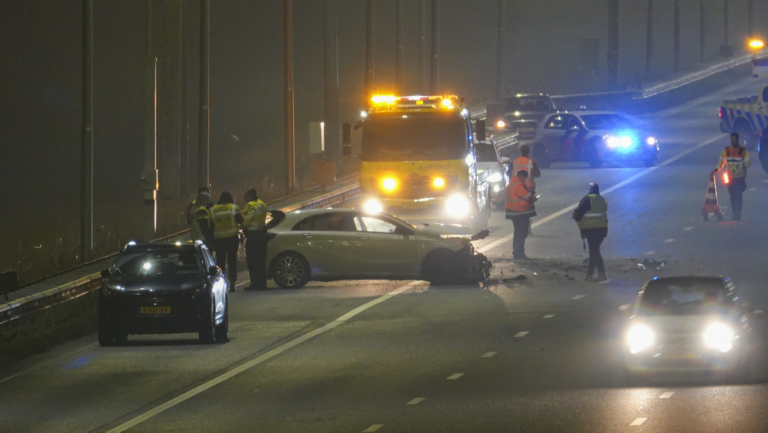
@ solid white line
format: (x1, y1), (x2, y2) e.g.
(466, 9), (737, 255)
(763, 180), (768, 183)
(364, 424), (384, 432)
(665, 239), (675, 243)
(105, 281), (421, 433)
(514, 331), (529, 337)
(0, 342), (99, 385)
(683, 227), (693, 231)
(755, 310), (764, 314)
(572, 295), (585, 300)
(749, 188), (757, 191)
(659, 392), (675, 399)
(630, 418), (648, 426)
(447, 373), (464, 380)
(645, 251), (656, 256)
(543, 314), (555, 319)
(407, 398), (426, 405)
(478, 134), (724, 254)
(481, 352), (497, 358)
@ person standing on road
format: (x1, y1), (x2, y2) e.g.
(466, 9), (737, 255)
(512, 144), (541, 191)
(241, 188), (269, 291)
(713, 132), (751, 221)
(210, 191), (243, 291)
(187, 188), (213, 244)
(506, 169), (537, 260)
(572, 183), (608, 282)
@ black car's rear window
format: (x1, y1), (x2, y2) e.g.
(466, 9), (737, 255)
(112, 250), (201, 277)
(640, 280), (730, 315)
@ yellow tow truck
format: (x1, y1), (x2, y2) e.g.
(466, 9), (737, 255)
(343, 94), (491, 227)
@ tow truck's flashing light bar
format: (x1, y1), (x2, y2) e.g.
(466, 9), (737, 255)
(368, 94), (464, 112)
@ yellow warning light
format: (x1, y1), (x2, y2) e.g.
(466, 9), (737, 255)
(433, 177), (445, 188)
(371, 95), (398, 104)
(441, 98), (453, 108)
(381, 178), (398, 191)
(749, 39), (765, 50)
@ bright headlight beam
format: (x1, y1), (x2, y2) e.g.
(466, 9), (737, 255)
(627, 324), (654, 354)
(488, 172), (503, 183)
(445, 195), (470, 217)
(382, 178), (397, 191)
(142, 262), (152, 271)
(363, 199), (383, 214)
(619, 136), (633, 148)
(433, 177), (445, 187)
(606, 136), (620, 149)
(704, 323), (734, 353)
(646, 136), (657, 145)
(496, 120), (506, 128)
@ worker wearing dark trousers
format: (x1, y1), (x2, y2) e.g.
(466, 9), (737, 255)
(505, 169), (537, 260)
(241, 188), (268, 291)
(714, 132), (751, 221)
(572, 183), (609, 282)
(210, 191), (243, 291)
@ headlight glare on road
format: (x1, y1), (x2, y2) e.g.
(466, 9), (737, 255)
(646, 136), (657, 145)
(704, 323), (734, 353)
(446, 195), (470, 217)
(363, 199), (383, 214)
(496, 120), (506, 128)
(627, 324), (654, 354)
(488, 172), (503, 183)
(381, 178), (398, 192)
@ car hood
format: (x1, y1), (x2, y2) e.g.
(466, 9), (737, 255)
(635, 314), (738, 337)
(106, 274), (205, 293)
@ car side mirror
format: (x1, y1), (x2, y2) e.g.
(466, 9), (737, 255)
(101, 269), (110, 279)
(208, 266), (218, 276)
(500, 156), (510, 164)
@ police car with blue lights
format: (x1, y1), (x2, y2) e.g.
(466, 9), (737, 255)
(532, 111), (659, 168)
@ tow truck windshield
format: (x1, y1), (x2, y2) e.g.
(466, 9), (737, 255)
(362, 114), (467, 161)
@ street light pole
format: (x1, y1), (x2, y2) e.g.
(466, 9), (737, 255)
(418, 0), (427, 94)
(700, 0), (705, 64)
(607, 0), (619, 89)
(284, 0), (296, 194)
(365, 0), (375, 98)
(645, 0), (653, 78)
(80, 0), (93, 260)
(395, 0), (404, 94)
(323, 0), (340, 163)
(674, 0), (680, 73)
(198, 0), (210, 190)
(143, 0), (158, 241)
(496, 0), (505, 100)
(430, 0), (440, 94)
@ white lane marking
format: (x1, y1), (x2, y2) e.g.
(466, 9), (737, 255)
(630, 418), (648, 426)
(364, 425), (384, 432)
(572, 295), (585, 300)
(478, 133), (725, 254)
(447, 373), (464, 380)
(481, 352), (497, 358)
(659, 392), (675, 399)
(749, 187), (757, 191)
(684, 227), (693, 231)
(763, 180), (768, 183)
(645, 251), (656, 256)
(543, 314), (555, 319)
(755, 310), (764, 314)
(514, 331), (529, 337)
(665, 239), (675, 243)
(407, 398), (426, 405)
(105, 281), (421, 433)
(0, 342), (99, 385)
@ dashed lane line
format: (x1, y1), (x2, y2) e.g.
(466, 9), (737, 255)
(477, 133), (726, 254)
(749, 188), (757, 191)
(572, 295), (586, 300)
(659, 392), (675, 399)
(543, 314), (555, 319)
(447, 373), (464, 380)
(364, 424), (384, 432)
(684, 227), (693, 231)
(665, 239), (675, 243)
(481, 352), (497, 358)
(104, 281), (422, 433)
(645, 251), (656, 256)
(630, 418), (648, 426)
(514, 332), (529, 338)
(407, 398), (426, 405)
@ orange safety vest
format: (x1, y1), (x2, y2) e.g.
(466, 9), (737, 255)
(716, 145), (750, 179)
(505, 176), (535, 216)
(512, 156), (536, 190)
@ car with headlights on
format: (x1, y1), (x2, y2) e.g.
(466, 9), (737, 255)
(488, 94), (558, 139)
(98, 241), (229, 346)
(621, 276), (754, 381)
(533, 111), (659, 168)
(265, 208), (491, 289)
(475, 137), (509, 209)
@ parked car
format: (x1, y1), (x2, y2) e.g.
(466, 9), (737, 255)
(489, 94), (558, 139)
(265, 208), (492, 289)
(532, 111), (659, 168)
(98, 241), (229, 345)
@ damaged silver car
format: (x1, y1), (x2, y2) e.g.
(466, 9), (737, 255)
(265, 208), (492, 289)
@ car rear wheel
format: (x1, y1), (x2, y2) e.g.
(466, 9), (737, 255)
(422, 250), (462, 285)
(271, 252), (311, 289)
(199, 297), (218, 344)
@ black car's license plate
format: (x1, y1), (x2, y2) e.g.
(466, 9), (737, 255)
(140, 306), (171, 314)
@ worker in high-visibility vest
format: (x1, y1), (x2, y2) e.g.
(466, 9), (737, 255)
(210, 191), (243, 290)
(713, 132), (751, 221)
(187, 187), (213, 244)
(572, 183), (608, 282)
(505, 169), (537, 260)
(511, 144), (541, 191)
(241, 188), (269, 291)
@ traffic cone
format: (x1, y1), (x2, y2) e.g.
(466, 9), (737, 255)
(701, 173), (722, 222)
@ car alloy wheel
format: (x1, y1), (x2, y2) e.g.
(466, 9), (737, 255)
(272, 253), (310, 289)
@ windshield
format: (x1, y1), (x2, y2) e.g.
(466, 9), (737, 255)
(580, 114), (636, 130)
(475, 142), (498, 162)
(639, 280), (730, 315)
(112, 250), (201, 277)
(505, 96), (551, 112)
(362, 114), (468, 162)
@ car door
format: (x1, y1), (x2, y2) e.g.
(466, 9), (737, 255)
(542, 115), (566, 157)
(290, 212), (363, 277)
(560, 114), (589, 160)
(353, 214), (418, 277)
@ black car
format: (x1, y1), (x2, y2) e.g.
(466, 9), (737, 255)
(620, 276), (754, 381)
(98, 241), (229, 345)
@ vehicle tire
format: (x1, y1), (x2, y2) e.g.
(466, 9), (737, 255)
(199, 297), (218, 344)
(270, 252), (311, 289)
(422, 249), (462, 286)
(585, 143), (602, 168)
(643, 158), (655, 167)
(215, 295), (229, 342)
(533, 143), (551, 168)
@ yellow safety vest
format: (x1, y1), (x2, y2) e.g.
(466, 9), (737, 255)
(190, 205), (210, 241)
(211, 203), (239, 239)
(242, 200), (267, 231)
(577, 194), (608, 230)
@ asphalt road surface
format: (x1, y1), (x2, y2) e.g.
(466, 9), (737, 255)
(3, 78), (768, 433)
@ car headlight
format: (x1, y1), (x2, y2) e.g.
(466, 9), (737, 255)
(363, 199), (383, 214)
(102, 282), (125, 297)
(605, 135), (620, 149)
(619, 136), (633, 148)
(464, 154), (474, 166)
(626, 324), (654, 354)
(496, 120), (506, 128)
(381, 178), (398, 192)
(488, 172), (503, 183)
(646, 136), (657, 145)
(703, 323), (734, 353)
(445, 195), (470, 217)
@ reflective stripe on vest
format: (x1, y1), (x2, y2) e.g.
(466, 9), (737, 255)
(512, 156), (534, 177)
(724, 145), (749, 178)
(577, 194), (608, 230)
(211, 204), (239, 238)
(243, 200), (267, 231)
